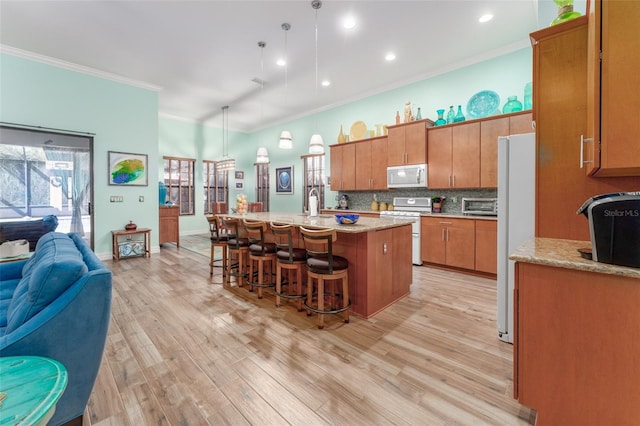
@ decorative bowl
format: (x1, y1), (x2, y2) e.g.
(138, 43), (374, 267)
(466, 90), (501, 119)
(334, 213), (360, 225)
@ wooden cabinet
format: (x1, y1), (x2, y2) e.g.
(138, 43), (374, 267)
(420, 216), (475, 270)
(479, 112), (533, 188)
(427, 122), (480, 189)
(387, 120), (428, 166)
(585, 0), (640, 177)
(330, 143), (356, 190)
(531, 18), (639, 241)
(355, 137), (388, 190)
(159, 206), (179, 246)
(474, 220), (497, 274)
(514, 262), (640, 424)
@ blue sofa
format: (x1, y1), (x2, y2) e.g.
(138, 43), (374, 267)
(0, 232), (112, 425)
(0, 214), (59, 251)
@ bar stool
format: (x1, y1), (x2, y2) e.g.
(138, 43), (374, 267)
(222, 217), (249, 287)
(211, 202), (228, 214)
(206, 215), (230, 281)
(299, 226), (351, 329)
(270, 223), (307, 311)
(248, 202), (263, 212)
(243, 219), (277, 299)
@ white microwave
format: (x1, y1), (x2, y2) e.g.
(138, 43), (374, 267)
(387, 164), (427, 188)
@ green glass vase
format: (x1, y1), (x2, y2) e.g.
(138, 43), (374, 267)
(551, 0), (582, 26)
(502, 96), (523, 114)
(435, 109), (446, 126)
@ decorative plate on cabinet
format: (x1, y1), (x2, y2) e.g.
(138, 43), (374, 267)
(466, 90), (501, 119)
(350, 121), (367, 141)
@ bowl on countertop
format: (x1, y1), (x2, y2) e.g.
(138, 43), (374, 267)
(334, 213), (360, 225)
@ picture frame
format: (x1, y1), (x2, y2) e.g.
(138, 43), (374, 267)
(108, 151), (148, 186)
(234, 171), (244, 180)
(275, 165), (293, 194)
(235, 182), (244, 190)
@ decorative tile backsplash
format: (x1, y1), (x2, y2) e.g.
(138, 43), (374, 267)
(333, 188), (497, 214)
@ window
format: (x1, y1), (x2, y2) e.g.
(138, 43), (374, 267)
(163, 156), (195, 215)
(301, 154), (325, 212)
(203, 160), (229, 214)
(255, 163), (269, 211)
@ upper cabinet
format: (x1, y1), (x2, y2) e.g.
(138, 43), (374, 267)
(585, 0), (640, 177)
(427, 122), (480, 189)
(355, 136), (388, 190)
(330, 143), (356, 191)
(387, 120), (431, 166)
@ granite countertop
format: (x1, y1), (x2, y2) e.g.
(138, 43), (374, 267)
(226, 212), (414, 233)
(509, 237), (640, 279)
(322, 208), (497, 221)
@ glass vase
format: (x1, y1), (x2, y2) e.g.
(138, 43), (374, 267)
(551, 0), (581, 26)
(502, 96), (523, 113)
(453, 105), (465, 122)
(446, 106), (455, 124)
(524, 82), (532, 110)
(415, 107), (422, 120)
(435, 109), (446, 126)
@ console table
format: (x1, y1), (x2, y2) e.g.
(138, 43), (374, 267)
(111, 228), (151, 261)
(0, 356), (68, 425)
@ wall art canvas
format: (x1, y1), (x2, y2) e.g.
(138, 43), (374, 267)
(109, 151), (148, 186)
(276, 166), (293, 194)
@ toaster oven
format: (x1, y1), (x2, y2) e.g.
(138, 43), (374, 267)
(462, 198), (498, 216)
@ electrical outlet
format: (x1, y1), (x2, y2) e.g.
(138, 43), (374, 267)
(139, 196), (144, 202)
(451, 196), (458, 203)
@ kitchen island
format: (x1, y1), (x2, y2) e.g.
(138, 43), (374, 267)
(226, 212), (414, 318)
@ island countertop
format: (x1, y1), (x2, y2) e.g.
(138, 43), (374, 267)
(510, 237), (640, 279)
(225, 212), (414, 233)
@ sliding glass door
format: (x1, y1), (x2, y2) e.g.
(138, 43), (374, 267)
(0, 126), (94, 248)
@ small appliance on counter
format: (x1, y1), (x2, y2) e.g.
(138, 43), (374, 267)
(462, 197), (498, 216)
(337, 194), (349, 210)
(577, 192), (640, 268)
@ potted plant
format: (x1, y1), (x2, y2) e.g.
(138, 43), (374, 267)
(432, 196), (445, 213)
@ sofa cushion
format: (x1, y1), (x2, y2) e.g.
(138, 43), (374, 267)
(0, 278), (20, 328)
(5, 232), (87, 334)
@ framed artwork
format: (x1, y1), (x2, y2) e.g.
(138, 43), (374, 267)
(276, 166), (293, 194)
(235, 171), (244, 180)
(235, 182), (244, 190)
(108, 151), (148, 186)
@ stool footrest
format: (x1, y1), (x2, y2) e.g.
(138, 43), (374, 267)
(304, 300), (351, 315)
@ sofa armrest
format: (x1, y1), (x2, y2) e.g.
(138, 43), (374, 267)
(0, 259), (28, 281)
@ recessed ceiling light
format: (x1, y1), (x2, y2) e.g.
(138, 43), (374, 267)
(343, 16), (356, 29)
(276, 58), (286, 67)
(321, 80), (331, 87)
(385, 52), (396, 62)
(479, 13), (494, 23)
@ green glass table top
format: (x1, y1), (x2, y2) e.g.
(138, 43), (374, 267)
(0, 356), (68, 426)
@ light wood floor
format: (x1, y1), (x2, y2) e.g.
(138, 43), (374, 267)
(85, 244), (535, 425)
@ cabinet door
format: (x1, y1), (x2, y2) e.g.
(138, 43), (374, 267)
(387, 126), (406, 166)
(451, 122), (480, 188)
(445, 218), (475, 270)
(330, 145), (343, 191)
(370, 137), (388, 190)
(355, 142), (372, 190)
(475, 220), (497, 274)
(420, 217), (446, 264)
(330, 144), (356, 190)
(426, 127), (452, 189)
(597, 0), (640, 176)
(509, 112), (533, 135)
(404, 121), (427, 165)
(480, 117), (509, 188)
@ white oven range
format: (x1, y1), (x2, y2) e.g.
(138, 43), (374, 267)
(379, 197), (432, 265)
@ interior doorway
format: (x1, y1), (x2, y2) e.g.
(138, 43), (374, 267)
(0, 125), (94, 248)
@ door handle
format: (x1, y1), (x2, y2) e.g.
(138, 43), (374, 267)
(580, 135), (594, 168)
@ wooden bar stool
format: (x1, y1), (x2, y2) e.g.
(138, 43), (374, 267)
(270, 223), (307, 311)
(299, 226), (351, 329)
(206, 215), (230, 282)
(248, 202), (263, 212)
(222, 217), (249, 287)
(243, 219), (277, 299)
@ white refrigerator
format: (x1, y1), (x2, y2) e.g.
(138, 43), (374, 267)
(497, 132), (535, 343)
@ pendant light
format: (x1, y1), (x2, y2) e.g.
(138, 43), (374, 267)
(256, 41), (270, 163)
(308, 0), (324, 154)
(279, 22), (293, 149)
(217, 105), (235, 171)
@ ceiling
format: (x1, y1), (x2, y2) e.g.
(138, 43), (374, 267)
(0, 1), (551, 133)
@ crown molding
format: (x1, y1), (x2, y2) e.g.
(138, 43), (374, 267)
(0, 44), (162, 92)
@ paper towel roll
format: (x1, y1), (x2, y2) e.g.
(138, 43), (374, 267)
(309, 196), (318, 217)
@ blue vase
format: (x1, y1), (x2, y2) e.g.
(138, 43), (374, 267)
(158, 182), (168, 205)
(435, 109), (446, 126)
(502, 96), (523, 113)
(453, 105), (465, 122)
(446, 106), (455, 124)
